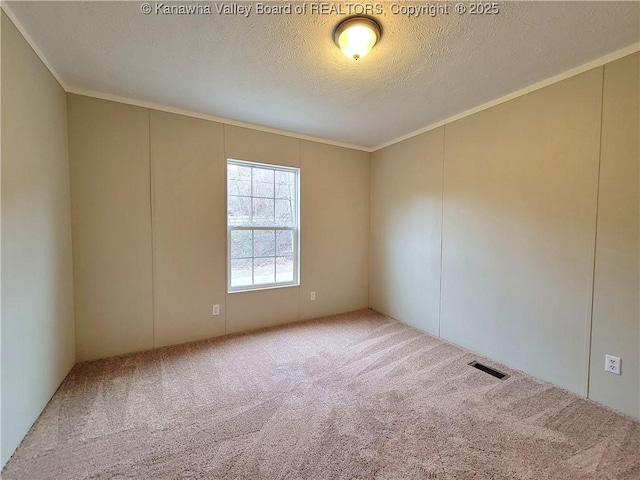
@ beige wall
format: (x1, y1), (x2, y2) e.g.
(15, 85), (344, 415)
(589, 53), (640, 417)
(68, 100), (370, 359)
(299, 141), (370, 321)
(370, 55), (640, 416)
(225, 125), (300, 168)
(226, 287), (300, 335)
(150, 111), (227, 347)
(1, 12), (75, 465)
(370, 129), (444, 335)
(68, 95), (154, 361)
(441, 68), (602, 396)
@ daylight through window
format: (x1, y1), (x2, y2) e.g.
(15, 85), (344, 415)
(227, 159), (300, 292)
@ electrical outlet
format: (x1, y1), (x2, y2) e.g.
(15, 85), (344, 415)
(212, 304), (220, 316)
(310, 291), (316, 301)
(605, 354), (621, 375)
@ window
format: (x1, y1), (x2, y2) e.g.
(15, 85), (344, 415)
(227, 159), (300, 292)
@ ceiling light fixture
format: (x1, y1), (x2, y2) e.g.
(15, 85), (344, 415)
(334, 16), (381, 61)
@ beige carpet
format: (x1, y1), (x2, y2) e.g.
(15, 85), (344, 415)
(3, 309), (639, 479)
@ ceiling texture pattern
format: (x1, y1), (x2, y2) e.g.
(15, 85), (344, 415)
(6, 1), (640, 149)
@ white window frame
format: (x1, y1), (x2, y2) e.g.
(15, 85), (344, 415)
(227, 158), (300, 293)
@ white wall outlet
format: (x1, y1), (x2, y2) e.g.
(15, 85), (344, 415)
(310, 291), (316, 301)
(605, 354), (621, 375)
(212, 304), (220, 316)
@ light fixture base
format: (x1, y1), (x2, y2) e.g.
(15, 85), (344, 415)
(333, 16), (382, 61)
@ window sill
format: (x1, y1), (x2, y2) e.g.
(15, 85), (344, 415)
(227, 283), (300, 294)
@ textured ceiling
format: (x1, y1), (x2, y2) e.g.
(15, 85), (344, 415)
(6, 1), (640, 149)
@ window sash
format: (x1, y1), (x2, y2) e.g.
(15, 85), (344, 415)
(227, 226), (299, 292)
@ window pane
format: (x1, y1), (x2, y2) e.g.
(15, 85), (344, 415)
(230, 230), (252, 259)
(252, 168), (274, 198)
(253, 198), (274, 225)
(276, 230), (293, 256)
(231, 258), (252, 287)
(275, 171), (295, 199)
(228, 196), (252, 225)
(276, 256), (294, 282)
(254, 230), (275, 257)
(228, 165), (251, 196)
(254, 257), (275, 284)
(275, 199), (294, 226)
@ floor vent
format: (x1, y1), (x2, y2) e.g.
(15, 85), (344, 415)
(468, 361), (509, 380)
